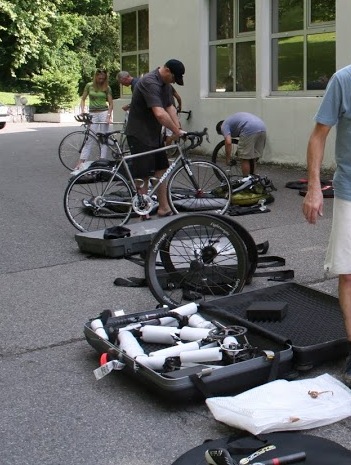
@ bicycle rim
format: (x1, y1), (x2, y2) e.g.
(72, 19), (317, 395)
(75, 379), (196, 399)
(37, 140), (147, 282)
(212, 139), (242, 180)
(145, 214), (248, 308)
(167, 161), (231, 215)
(58, 131), (101, 170)
(64, 168), (133, 231)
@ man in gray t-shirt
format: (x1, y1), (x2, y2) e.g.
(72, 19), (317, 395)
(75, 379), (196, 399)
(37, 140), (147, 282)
(216, 112), (266, 176)
(126, 59), (185, 218)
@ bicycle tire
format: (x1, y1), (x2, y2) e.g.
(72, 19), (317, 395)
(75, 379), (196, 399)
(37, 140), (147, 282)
(212, 139), (242, 179)
(58, 131), (101, 170)
(145, 213), (248, 308)
(167, 160), (231, 215)
(64, 168), (133, 231)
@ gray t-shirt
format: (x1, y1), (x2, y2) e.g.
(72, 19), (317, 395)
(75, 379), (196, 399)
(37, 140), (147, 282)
(221, 112), (266, 138)
(314, 64), (351, 201)
(126, 68), (173, 147)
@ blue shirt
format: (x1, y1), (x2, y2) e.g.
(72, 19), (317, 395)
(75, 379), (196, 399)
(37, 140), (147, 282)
(314, 64), (351, 201)
(221, 112), (266, 138)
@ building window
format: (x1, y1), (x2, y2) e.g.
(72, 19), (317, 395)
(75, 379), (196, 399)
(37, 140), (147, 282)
(271, 0), (335, 93)
(209, 0), (256, 94)
(120, 8), (149, 96)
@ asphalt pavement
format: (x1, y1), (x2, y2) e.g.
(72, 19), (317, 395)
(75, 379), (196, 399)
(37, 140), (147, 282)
(0, 122), (350, 465)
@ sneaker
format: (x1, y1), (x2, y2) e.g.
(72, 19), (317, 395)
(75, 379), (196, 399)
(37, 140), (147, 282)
(343, 355), (351, 387)
(205, 449), (234, 465)
(70, 161), (92, 176)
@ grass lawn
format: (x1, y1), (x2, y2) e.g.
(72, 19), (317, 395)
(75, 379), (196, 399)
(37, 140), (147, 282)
(0, 91), (41, 105)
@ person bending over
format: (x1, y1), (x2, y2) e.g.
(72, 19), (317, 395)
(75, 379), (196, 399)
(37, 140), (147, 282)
(216, 112), (266, 176)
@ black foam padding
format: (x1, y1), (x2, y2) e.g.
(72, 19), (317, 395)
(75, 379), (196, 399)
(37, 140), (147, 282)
(246, 301), (288, 321)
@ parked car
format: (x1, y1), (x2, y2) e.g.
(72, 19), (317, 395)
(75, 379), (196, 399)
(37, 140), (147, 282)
(0, 102), (10, 129)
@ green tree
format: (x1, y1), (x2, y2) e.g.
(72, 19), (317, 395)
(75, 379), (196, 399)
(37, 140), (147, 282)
(0, 0), (120, 98)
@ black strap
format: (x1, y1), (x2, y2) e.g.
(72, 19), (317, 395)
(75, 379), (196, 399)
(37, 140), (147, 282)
(188, 372), (214, 399)
(254, 269), (295, 281)
(113, 277), (146, 287)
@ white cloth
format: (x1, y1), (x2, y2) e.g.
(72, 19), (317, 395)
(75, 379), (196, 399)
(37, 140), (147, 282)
(206, 373), (351, 435)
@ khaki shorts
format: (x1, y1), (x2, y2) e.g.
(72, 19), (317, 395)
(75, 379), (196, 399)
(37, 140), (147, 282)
(325, 196), (351, 275)
(237, 131), (266, 160)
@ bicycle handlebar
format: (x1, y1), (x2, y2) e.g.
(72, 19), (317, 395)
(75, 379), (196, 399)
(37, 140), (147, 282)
(75, 113), (92, 124)
(182, 127), (209, 150)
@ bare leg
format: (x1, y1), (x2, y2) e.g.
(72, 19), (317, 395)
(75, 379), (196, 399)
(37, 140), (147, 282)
(135, 177), (150, 219)
(155, 168), (172, 216)
(338, 274), (351, 340)
(241, 159), (254, 176)
(339, 274), (351, 386)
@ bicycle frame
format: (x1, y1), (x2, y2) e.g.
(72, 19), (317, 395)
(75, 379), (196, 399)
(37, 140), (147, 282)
(97, 143), (198, 209)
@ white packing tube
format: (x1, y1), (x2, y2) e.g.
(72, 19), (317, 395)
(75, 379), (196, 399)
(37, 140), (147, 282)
(139, 326), (180, 344)
(179, 326), (211, 341)
(90, 319), (109, 340)
(149, 340), (200, 357)
(159, 302), (198, 326)
(188, 314), (216, 329)
(180, 347), (223, 364)
(117, 330), (145, 358)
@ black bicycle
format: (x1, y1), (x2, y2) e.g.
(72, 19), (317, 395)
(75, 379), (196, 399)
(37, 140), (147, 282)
(63, 128), (232, 232)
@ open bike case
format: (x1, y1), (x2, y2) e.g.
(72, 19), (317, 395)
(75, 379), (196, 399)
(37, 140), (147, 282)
(199, 282), (348, 370)
(83, 304), (294, 403)
(75, 216), (173, 258)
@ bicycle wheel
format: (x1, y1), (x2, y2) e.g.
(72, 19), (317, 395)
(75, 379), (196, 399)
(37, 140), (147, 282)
(145, 214), (248, 308)
(59, 131), (101, 170)
(64, 168), (133, 231)
(212, 139), (242, 179)
(167, 161), (231, 215)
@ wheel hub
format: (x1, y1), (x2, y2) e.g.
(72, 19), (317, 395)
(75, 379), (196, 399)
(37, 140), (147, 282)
(132, 194), (154, 215)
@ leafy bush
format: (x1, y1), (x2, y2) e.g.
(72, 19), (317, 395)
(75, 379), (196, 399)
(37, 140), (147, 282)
(33, 69), (79, 112)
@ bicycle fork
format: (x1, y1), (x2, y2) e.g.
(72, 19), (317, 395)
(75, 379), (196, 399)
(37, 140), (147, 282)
(182, 159), (204, 196)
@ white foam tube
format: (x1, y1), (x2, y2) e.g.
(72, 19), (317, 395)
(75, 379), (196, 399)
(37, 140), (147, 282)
(90, 319), (109, 340)
(139, 326), (180, 344)
(159, 302), (198, 326)
(117, 330), (145, 358)
(180, 347), (223, 364)
(135, 355), (167, 371)
(149, 340), (200, 357)
(179, 326), (211, 341)
(187, 314), (216, 329)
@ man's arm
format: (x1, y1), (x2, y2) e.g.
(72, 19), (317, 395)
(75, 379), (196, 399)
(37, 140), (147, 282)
(224, 134), (233, 165)
(152, 106), (183, 138)
(172, 89), (182, 112)
(302, 122), (332, 224)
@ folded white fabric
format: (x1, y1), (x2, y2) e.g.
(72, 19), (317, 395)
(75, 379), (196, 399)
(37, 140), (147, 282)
(206, 373), (351, 435)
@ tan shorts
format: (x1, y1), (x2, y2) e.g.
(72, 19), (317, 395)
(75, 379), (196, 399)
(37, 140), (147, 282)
(324, 196), (351, 275)
(237, 132), (266, 160)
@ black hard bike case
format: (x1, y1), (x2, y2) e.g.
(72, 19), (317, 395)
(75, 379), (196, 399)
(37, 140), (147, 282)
(84, 282), (347, 402)
(84, 305), (294, 403)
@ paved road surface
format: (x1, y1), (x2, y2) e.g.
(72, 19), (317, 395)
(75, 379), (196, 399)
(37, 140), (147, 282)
(0, 122), (350, 465)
